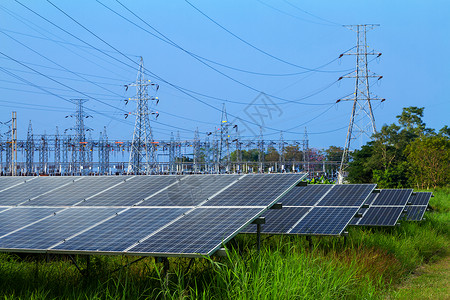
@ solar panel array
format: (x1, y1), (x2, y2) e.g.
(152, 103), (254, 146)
(404, 192), (432, 221)
(0, 173), (306, 257)
(244, 184), (376, 236)
(351, 189), (413, 226)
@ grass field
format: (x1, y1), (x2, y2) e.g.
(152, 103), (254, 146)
(0, 187), (448, 299)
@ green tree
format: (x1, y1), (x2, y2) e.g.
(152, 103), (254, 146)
(406, 135), (450, 189)
(265, 146), (279, 162)
(324, 146), (344, 162)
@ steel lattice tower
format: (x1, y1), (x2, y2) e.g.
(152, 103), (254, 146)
(26, 121), (34, 175)
(258, 126), (264, 173)
(126, 57), (159, 175)
(67, 99), (92, 175)
(193, 128), (200, 173)
(169, 132), (175, 174)
(219, 104), (231, 173)
(55, 126), (61, 174)
(279, 131), (286, 172)
(303, 127), (309, 175)
(39, 133), (48, 174)
(337, 24), (384, 184)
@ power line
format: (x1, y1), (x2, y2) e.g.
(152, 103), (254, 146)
(184, 0), (342, 71)
(282, 0), (342, 26)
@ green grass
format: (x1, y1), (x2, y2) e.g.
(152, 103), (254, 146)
(0, 187), (448, 299)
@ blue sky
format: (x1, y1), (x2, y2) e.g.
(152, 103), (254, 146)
(0, 0), (448, 149)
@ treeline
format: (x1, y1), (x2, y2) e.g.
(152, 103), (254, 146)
(347, 106), (450, 189)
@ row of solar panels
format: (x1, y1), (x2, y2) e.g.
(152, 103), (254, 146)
(0, 174), (305, 257)
(243, 185), (432, 236)
(0, 175), (432, 258)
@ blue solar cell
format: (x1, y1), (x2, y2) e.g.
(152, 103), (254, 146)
(139, 175), (241, 206)
(205, 174), (305, 206)
(279, 185), (332, 206)
(355, 207), (404, 226)
(371, 189), (412, 206)
(404, 206), (427, 221)
(409, 192), (432, 206)
(128, 207), (262, 255)
(0, 207), (120, 250)
(318, 184), (376, 207)
(80, 176), (177, 206)
(24, 176), (127, 206)
(246, 207), (311, 234)
(0, 207), (62, 237)
(0, 177), (76, 206)
(53, 208), (189, 252)
(0, 176), (31, 191)
(289, 207), (358, 235)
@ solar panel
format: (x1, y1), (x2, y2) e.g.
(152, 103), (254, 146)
(0, 176), (31, 191)
(279, 185), (332, 206)
(0, 177), (76, 206)
(243, 183), (375, 236)
(317, 184), (376, 207)
(353, 207), (405, 226)
(52, 208), (189, 253)
(79, 176), (178, 206)
(409, 192), (432, 206)
(205, 174), (302, 206)
(127, 207), (263, 256)
(138, 174), (241, 206)
(289, 207), (359, 235)
(371, 189), (413, 206)
(404, 206), (427, 221)
(0, 207), (63, 237)
(22, 176), (128, 206)
(350, 189), (412, 226)
(0, 207), (120, 251)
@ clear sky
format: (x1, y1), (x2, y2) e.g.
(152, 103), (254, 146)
(0, 0), (448, 149)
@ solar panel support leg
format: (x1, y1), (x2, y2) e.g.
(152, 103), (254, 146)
(257, 223), (261, 253)
(306, 236), (313, 251)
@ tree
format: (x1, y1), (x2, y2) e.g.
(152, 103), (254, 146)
(284, 145), (302, 162)
(324, 146), (344, 162)
(265, 146), (279, 162)
(406, 135), (450, 189)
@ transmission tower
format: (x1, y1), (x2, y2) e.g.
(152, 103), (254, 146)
(26, 121), (34, 175)
(126, 57), (159, 175)
(11, 111), (17, 176)
(258, 126), (264, 173)
(337, 24), (384, 183)
(279, 131), (286, 172)
(67, 99), (92, 175)
(219, 104), (231, 173)
(39, 133), (48, 174)
(193, 128), (200, 173)
(169, 132), (175, 174)
(302, 127), (310, 175)
(55, 126), (61, 174)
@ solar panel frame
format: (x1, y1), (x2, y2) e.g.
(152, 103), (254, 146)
(409, 192), (433, 206)
(353, 206), (405, 226)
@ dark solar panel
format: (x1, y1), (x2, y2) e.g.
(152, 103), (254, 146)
(404, 206), (427, 221)
(52, 207), (189, 252)
(363, 193), (376, 205)
(22, 176), (128, 206)
(128, 207), (262, 256)
(371, 189), (413, 206)
(318, 184), (376, 207)
(279, 185), (332, 206)
(356, 207), (404, 226)
(80, 176), (178, 206)
(0, 177), (76, 206)
(205, 174), (304, 206)
(409, 192), (432, 206)
(0, 207), (119, 250)
(289, 207), (359, 235)
(139, 175), (241, 206)
(0, 207), (63, 237)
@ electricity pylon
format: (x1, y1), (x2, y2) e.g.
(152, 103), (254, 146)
(66, 99), (92, 175)
(126, 57), (159, 175)
(337, 24), (384, 184)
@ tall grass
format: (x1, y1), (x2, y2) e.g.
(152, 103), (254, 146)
(0, 187), (448, 299)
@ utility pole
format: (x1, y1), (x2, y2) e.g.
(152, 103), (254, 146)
(337, 24), (384, 184)
(126, 57), (159, 175)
